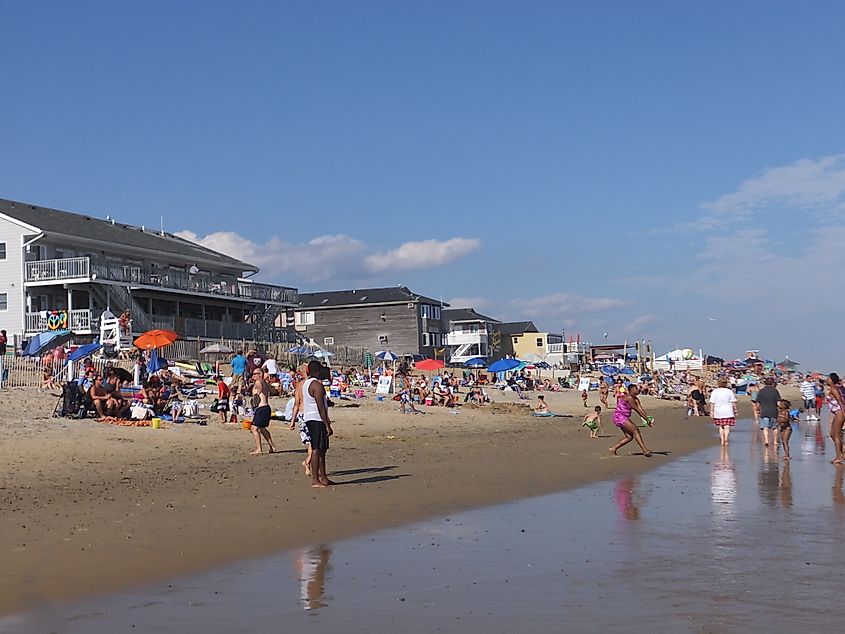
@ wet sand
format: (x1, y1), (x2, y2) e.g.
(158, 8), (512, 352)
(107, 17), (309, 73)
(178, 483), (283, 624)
(0, 385), (715, 615)
(9, 412), (842, 633)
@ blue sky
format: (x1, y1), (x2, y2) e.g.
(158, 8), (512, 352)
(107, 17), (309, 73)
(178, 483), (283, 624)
(2, 1), (844, 369)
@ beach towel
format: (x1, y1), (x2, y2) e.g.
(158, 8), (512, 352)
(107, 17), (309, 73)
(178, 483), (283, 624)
(531, 411), (571, 418)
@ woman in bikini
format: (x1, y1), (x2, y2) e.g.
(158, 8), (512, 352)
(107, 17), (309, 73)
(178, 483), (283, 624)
(599, 380), (609, 408)
(609, 384), (653, 457)
(826, 373), (845, 464)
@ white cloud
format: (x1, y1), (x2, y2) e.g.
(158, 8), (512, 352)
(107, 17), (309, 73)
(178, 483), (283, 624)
(703, 153), (845, 220)
(364, 238), (481, 273)
(175, 230), (481, 286)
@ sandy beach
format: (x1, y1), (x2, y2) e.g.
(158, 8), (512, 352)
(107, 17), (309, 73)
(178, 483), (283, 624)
(0, 385), (727, 615)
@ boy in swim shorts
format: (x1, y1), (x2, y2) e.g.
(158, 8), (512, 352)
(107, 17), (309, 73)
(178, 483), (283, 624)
(582, 405), (603, 438)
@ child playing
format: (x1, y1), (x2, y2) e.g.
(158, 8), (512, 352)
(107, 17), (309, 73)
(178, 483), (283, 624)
(215, 375), (230, 424)
(535, 395), (550, 413)
(581, 388), (589, 408)
(582, 406), (603, 438)
(777, 399), (793, 460)
(230, 386), (244, 424)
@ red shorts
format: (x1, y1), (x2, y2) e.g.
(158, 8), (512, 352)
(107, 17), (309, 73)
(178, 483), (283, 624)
(713, 417), (735, 427)
(816, 396), (824, 409)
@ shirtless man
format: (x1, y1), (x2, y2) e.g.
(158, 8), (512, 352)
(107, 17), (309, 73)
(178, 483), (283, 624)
(88, 376), (113, 417)
(249, 368), (276, 455)
(288, 364), (312, 475)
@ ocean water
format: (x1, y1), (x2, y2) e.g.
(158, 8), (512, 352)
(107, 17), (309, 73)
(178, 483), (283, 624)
(5, 417), (845, 633)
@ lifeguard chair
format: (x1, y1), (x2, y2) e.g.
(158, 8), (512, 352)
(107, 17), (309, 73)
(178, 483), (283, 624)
(99, 310), (132, 352)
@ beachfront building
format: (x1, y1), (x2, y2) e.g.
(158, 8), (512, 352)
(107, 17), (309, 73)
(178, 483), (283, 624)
(442, 308), (501, 366)
(492, 321), (539, 358)
(511, 329), (564, 362)
(291, 286), (448, 359)
(0, 198), (298, 349)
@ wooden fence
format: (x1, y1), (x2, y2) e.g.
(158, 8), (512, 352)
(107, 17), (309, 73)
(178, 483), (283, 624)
(0, 356), (133, 389)
(159, 339), (369, 368)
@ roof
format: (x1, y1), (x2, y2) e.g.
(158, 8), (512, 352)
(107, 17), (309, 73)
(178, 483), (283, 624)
(0, 198), (257, 272)
(443, 308), (500, 324)
(298, 286), (446, 309)
(494, 321), (538, 335)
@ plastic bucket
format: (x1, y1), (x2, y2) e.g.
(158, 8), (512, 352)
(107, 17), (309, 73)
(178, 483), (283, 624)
(425, 398), (433, 406)
(354, 389), (365, 398)
(151, 418), (161, 429)
(242, 420), (252, 430)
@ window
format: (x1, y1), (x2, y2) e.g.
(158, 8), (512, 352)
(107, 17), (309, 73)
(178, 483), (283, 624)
(323, 337), (334, 345)
(0, 242), (6, 260)
(432, 306), (441, 319)
(0, 293), (7, 311)
(422, 333), (430, 346)
(512, 337), (518, 344)
(294, 311), (314, 326)
(536, 338), (543, 347)
(420, 304), (431, 319)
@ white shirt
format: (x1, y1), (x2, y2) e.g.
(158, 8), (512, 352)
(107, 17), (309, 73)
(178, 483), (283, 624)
(709, 387), (737, 419)
(301, 377), (322, 421)
(800, 380), (815, 400)
(262, 358), (279, 375)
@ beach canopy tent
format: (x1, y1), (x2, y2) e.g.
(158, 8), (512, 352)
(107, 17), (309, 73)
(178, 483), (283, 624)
(200, 343), (233, 354)
(778, 358), (800, 369)
(521, 353), (544, 364)
(653, 348), (703, 371)
(487, 358), (521, 374)
(23, 329), (75, 357)
(67, 342), (102, 362)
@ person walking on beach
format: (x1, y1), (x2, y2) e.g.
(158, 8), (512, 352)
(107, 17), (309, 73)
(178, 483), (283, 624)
(825, 373), (845, 464)
(777, 399), (794, 460)
(757, 378), (782, 448)
(709, 377), (738, 446)
(609, 384), (653, 457)
(249, 368), (276, 455)
(230, 350), (247, 390)
(800, 376), (817, 420)
(748, 382), (761, 424)
(599, 379), (609, 408)
(288, 364), (313, 476)
(301, 360), (335, 487)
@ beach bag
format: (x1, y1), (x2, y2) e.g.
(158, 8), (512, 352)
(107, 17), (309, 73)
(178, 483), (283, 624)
(130, 404), (151, 420)
(185, 400), (199, 417)
(209, 397), (219, 413)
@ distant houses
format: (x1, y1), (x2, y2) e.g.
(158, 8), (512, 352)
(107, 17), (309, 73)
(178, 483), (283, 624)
(290, 286), (448, 359)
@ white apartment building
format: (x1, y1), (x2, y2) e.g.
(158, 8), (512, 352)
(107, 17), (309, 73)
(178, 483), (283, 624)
(443, 308), (501, 366)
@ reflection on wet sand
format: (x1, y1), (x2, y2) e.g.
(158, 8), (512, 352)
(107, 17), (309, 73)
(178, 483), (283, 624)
(613, 477), (640, 521)
(294, 546), (332, 610)
(710, 446), (737, 516)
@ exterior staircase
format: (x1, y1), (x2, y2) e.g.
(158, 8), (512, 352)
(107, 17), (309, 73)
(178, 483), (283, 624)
(89, 283), (153, 334)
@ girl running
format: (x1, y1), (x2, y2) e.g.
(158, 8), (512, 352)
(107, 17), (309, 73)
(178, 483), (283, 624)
(609, 384), (653, 457)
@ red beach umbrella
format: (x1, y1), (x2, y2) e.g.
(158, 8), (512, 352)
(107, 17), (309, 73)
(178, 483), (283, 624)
(415, 359), (445, 371)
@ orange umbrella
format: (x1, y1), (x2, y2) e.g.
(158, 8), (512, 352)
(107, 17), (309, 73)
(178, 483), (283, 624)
(415, 359), (445, 371)
(134, 329), (178, 350)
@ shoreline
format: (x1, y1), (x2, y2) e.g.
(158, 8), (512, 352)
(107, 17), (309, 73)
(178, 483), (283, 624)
(0, 386), (721, 615)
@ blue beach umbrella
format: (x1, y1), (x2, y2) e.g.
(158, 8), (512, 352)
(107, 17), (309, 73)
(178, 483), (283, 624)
(600, 365), (620, 376)
(147, 348), (168, 373)
(23, 330), (74, 357)
(464, 357), (487, 368)
(487, 358), (521, 374)
(67, 342), (102, 362)
(376, 350), (399, 362)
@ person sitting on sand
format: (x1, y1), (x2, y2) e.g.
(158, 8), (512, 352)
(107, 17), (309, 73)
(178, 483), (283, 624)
(582, 406), (603, 439)
(40, 367), (60, 393)
(534, 395), (550, 413)
(89, 375), (114, 417)
(609, 384), (653, 458)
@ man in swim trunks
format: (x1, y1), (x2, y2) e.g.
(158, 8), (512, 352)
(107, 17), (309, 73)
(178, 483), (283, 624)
(249, 368), (276, 455)
(301, 360), (335, 487)
(756, 377), (782, 448)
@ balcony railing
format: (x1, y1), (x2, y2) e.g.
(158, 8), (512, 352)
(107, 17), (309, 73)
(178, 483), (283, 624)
(25, 257), (90, 282)
(149, 316), (264, 340)
(25, 309), (93, 333)
(444, 331), (488, 346)
(24, 257), (298, 304)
